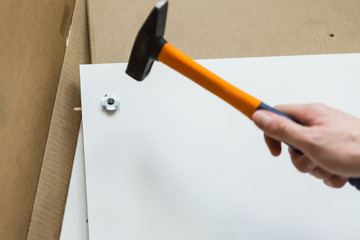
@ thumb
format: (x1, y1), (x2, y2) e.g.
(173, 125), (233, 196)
(252, 110), (307, 149)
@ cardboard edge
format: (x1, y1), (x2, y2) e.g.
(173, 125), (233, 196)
(86, 0), (96, 64)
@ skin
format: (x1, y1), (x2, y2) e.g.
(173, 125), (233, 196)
(252, 103), (360, 188)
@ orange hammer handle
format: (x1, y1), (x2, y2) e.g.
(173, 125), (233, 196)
(158, 42), (261, 119)
(157, 43), (360, 191)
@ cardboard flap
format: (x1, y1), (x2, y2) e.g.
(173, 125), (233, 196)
(87, 0), (360, 64)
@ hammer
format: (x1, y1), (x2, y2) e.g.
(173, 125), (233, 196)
(126, 1), (360, 190)
(126, 1), (293, 131)
(126, 1), (291, 121)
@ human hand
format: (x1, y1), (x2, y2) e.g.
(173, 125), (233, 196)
(252, 103), (360, 188)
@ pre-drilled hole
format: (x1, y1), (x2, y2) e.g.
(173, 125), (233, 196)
(330, 33), (335, 38)
(107, 98), (115, 105)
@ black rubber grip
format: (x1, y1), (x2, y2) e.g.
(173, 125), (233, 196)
(348, 178), (360, 190)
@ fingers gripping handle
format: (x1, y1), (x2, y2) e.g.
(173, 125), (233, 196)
(257, 102), (297, 124)
(257, 102), (302, 153)
(257, 102), (360, 191)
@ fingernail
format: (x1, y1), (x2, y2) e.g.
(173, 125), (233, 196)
(253, 111), (271, 128)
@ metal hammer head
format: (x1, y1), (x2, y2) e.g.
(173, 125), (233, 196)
(126, 1), (168, 81)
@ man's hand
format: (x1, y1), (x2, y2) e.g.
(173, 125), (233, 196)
(252, 103), (360, 188)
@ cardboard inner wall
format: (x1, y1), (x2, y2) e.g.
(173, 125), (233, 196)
(0, 1), (76, 239)
(88, 0), (360, 64)
(27, 0), (91, 239)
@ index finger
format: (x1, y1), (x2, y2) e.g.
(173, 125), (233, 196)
(275, 104), (323, 125)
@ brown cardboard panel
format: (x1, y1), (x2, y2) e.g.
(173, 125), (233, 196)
(0, 0), (75, 239)
(88, 0), (360, 64)
(27, 0), (91, 239)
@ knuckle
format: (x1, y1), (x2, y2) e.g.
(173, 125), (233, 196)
(296, 127), (316, 151)
(309, 168), (326, 180)
(311, 102), (325, 109)
(315, 169), (332, 180)
(291, 155), (309, 173)
(309, 102), (328, 113)
(294, 163), (308, 173)
(273, 104), (283, 110)
(269, 119), (289, 138)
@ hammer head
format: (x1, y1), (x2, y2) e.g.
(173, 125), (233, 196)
(126, 1), (168, 81)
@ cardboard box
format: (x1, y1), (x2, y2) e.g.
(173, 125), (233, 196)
(0, 0), (89, 239)
(1, 0), (360, 239)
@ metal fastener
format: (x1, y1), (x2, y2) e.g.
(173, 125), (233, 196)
(101, 93), (120, 111)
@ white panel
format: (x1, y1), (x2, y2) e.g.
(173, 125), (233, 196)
(80, 54), (360, 240)
(60, 125), (89, 240)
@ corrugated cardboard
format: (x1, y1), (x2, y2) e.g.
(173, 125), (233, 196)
(2, 0), (360, 239)
(88, 0), (360, 64)
(0, 0), (90, 239)
(27, 0), (90, 238)
(0, 0), (76, 239)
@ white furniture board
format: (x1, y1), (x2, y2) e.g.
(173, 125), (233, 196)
(80, 54), (360, 240)
(60, 124), (89, 240)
